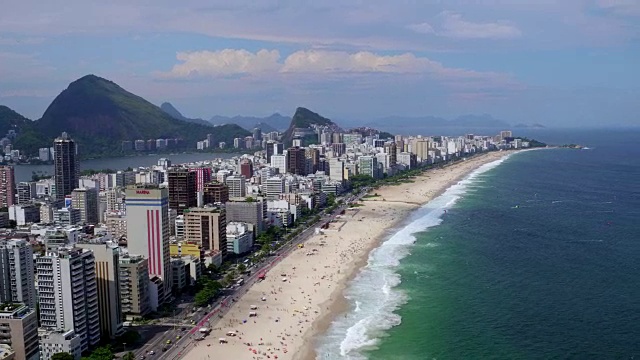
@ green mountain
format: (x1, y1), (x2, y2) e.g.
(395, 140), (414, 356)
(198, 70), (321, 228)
(283, 107), (341, 146)
(28, 75), (249, 158)
(160, 102), (212, 127)
(0, 105), (49, 156)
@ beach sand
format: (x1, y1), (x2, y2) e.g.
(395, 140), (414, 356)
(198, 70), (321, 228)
(182, 151), (509, 360)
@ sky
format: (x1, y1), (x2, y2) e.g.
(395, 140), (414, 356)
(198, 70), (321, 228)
(0, 0), (639, 127)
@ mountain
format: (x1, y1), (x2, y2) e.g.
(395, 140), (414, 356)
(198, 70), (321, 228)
(514, 123), (546, 129)
(254, 122), (278, 133)
(209, 113), (291, 132)
(0, 106), (49, 156)
(19, 75), (249, 158)
(283, 107), (342, 146)
(451, 114), (510, 128)
(160, 102), (212, 127)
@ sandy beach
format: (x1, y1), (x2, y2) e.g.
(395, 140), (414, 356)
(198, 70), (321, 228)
(182, 151), (510, 360)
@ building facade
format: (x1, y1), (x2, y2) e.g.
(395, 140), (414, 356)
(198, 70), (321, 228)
(77, 241), (123, 339)
(71, 187), (99, 224)
(118, 254), (151, 318)
(183, 207), (227, 257)
(202, 181), (229, 205)
(167, 168), (197, 215)
(54, 132), (79, 200)
(37, 247), (100, 353)
(0, 239), (37, 310)
(0, 304), (39, 360)
(0, 166), (16, 208)
(125, 186), (171, 300)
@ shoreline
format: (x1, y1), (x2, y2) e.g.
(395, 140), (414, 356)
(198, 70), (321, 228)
(182, 150), (513, 360)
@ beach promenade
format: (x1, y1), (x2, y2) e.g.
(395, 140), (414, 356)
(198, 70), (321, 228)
(180, 151), (509, 360)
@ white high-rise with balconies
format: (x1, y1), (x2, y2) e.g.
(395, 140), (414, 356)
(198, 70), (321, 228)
(37, 247), (100, 353)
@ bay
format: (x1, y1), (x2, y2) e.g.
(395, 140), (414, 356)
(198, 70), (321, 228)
(13, 152), (236, 182)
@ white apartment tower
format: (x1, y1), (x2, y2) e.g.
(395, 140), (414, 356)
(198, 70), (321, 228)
(37, 247), (100, 352)
(265, 176), (285, 200)
(0, 239), (37, 310)
(125, 186), (171, 300)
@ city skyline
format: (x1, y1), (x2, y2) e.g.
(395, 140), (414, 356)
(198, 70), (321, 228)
(0, 1), (638, 127)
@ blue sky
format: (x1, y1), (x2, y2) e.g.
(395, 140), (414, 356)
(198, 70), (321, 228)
(0, 0), (638, 127)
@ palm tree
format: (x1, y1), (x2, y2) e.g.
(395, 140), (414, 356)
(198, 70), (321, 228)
(123, 352), (136, 360)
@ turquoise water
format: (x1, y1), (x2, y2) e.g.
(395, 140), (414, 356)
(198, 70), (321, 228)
(318, 129), (640, 359)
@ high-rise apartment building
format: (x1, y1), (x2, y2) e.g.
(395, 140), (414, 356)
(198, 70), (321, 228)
(384, 142), (398, 167)
(0, 166), (15, 208)
(203, 181), (229, 205)
(225, 200), (264, 234)
(119, 254), (151, 318)
(54, 132), (79, 200)
(167, 168), (197, 215)
(125, 185), (171, 299)
(225, 175), (246, 198)
(71, 187), (99, 224)
(189, 167), (212, 192)
(0, 304), (39, 360)
(77, 240), (123, 339)
(16, 182), (36, 204)
(358, 156), (379, 179)
(265, 176), (285, 200)
(286, 146), (307, 176)
(37, 247), (100, 352)
(0, 239), (36, 310)
(270, 154), (287, 174)
(239, 159), (253, 179)
(305, 148), (320, 173)
(183, 207), (227, 257)
(328, 159), (345, 183)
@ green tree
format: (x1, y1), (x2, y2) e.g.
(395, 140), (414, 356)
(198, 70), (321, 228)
(123, 353), (136, 360)
(81, 345), (114, 360)
(237, 263), (247, 273)
(51, 353), (75, 360)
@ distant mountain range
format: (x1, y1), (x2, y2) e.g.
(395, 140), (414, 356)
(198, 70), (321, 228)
(356, 114), (512, 129)
(0, 75), (250, 158)
(208, 113), (291, 132)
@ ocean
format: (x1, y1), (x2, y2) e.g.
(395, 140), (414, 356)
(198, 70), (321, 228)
(316, 128), (640, 359)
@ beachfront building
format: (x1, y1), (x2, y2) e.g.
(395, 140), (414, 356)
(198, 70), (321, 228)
(225, 199), (264, 235)
(125, 185), (172, 303)
(183, 207), (227, 257)
(226, 222), (253, 255)
(0, 304), (39, 360)
(119, 254), (151, 319)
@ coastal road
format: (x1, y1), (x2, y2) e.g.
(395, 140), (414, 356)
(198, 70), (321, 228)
(158, 192), (366, 360)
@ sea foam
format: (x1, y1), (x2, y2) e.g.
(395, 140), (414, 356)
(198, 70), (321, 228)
(316, 155), (513, 359)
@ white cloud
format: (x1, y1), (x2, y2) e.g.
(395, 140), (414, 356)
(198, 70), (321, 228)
(161, 49), (281, 78)
(438, 12), (522, 39)
(281, 50), (440, 74)
(406, 22), (435, 35)
(159, 49), (519, 97)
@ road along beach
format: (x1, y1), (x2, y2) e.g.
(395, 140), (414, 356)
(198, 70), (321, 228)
(181, 151), (510, 360)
